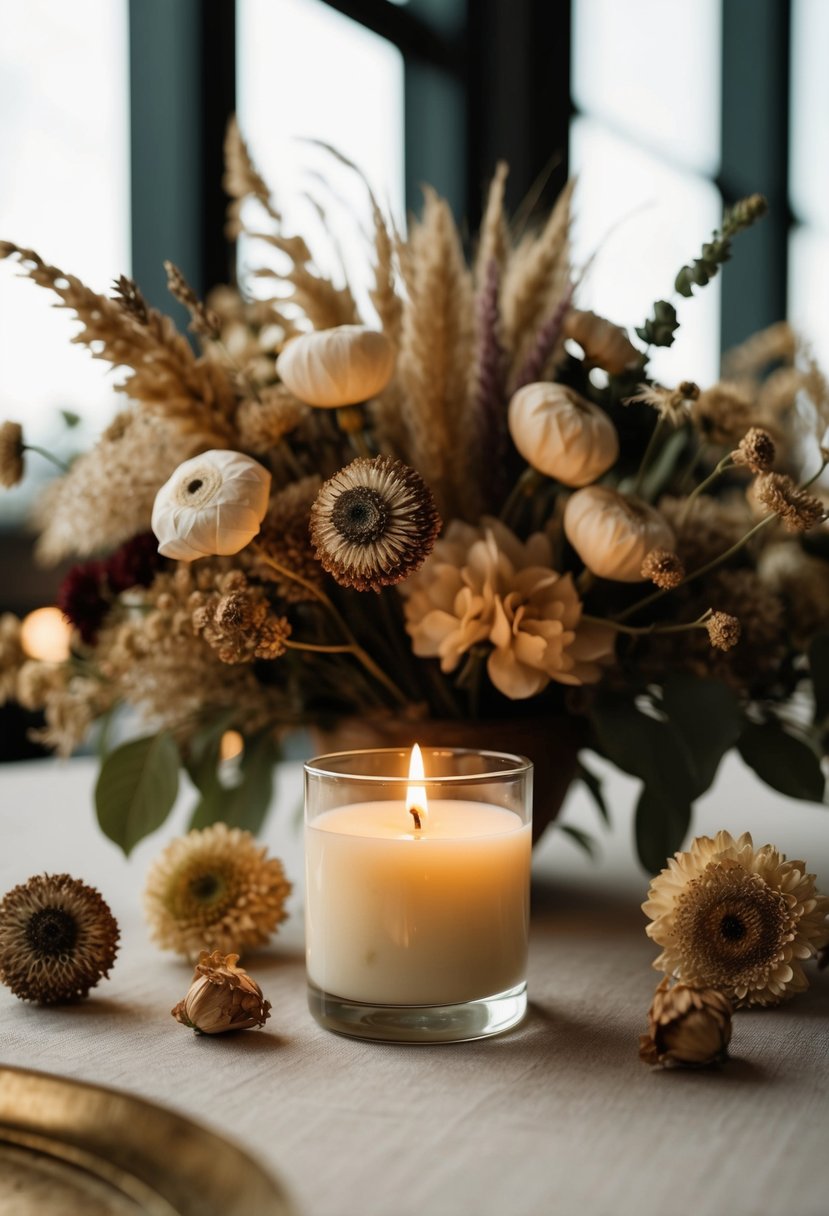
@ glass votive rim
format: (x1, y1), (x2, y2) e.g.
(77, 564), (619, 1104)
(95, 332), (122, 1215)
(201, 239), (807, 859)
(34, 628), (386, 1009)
(303, 746), (533, 787)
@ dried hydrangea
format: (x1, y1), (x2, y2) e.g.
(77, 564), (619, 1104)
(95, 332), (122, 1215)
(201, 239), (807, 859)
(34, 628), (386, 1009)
(0, 873), (119, 1003)
(401, 518), (616, 699)
(0, 421), (25, 488)
(643, 831), (829, 1007)
(172, 950), (271, 1035)
(639, 978), (732, 1068)
(144, 823), (292, 958)
(310, 455), (441, 592)
(191, 571), (290, 663)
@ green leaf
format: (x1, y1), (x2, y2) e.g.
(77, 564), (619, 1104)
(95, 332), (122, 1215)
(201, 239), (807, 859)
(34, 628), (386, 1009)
(661, 673), (743, 795)
(737, 721), (825, 803)
(639, 428), (689, 501)
(635, 788), (692, 875)
(590, 697), (698, 806)
(60, 409), (81, 429)
(558, 824), (597, 859)
(183, 710), (237, 795)
(96, 732), (180, 855)
(575, 760), (610, 825)
(189, 733), (277, 834)
(809, 634), (829, 726)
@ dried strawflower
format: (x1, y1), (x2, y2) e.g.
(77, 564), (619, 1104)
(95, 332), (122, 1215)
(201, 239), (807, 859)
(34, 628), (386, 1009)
(640, 549), (685, 589)
(563, 310), (640, 375)
(0, 421), (25, 488)
(643, 831), (829, 1007)
(564, 486), (675, 582)
(706, 611), (741, 651)
(0, 873), (119, 1004)
(172, 950), (270, 1035)
(152, 449), (271, 561)
(639, 978), (732, 1068)
(507, 382), (619, 487)
(310, 455), (441, 592)
(144, 823), (292, 958)
(57, 560), (109, 645)
(625, 382), (699, 427)
(732, 427), (775, 474)
(692, 382), (754, 444)
(276, 325), (395, 407)
(754, 472), (825, 533)
(401, 518), (615, 698)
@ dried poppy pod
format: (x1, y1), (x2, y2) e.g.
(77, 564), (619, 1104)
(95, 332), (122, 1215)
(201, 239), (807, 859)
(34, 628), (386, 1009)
(564, 485), (675, 582)
(508, 382), (619, 487)
(639, 978), (732, 1068)
(563, 309), (641, 375)
(172, 951), (271, 1035)
(151, 449), (271, 562)
(276, 325), (395, 408)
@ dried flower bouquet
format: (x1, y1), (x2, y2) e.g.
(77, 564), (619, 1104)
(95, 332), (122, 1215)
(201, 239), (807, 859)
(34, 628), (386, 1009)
(2, 121), (828, 870)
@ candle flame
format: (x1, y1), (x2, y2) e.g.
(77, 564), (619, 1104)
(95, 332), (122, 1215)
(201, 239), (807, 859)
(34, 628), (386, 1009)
(406, 743), (428, 831)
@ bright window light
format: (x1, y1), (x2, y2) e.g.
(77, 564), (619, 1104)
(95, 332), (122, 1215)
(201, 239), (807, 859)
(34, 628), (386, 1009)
(236, 0), (405, 316)
(0, 0), (130, 521)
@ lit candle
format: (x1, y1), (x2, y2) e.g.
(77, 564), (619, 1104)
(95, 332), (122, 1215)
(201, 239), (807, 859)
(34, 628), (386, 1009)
(304, 745), (532, 1041)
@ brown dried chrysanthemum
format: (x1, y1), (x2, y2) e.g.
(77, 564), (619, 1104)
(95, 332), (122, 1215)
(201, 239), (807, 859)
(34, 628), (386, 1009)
(639, 978), (732, 1068)
(640, 548), (685, 589)
(310, 455), (441, 592)
(754, 472), (825, 533)
(706, 610), (741, 651)
(626, 381), (699, 428)
(643, 831), (829, 1007)
(144, 824), (292, 958)
(172, 950), (271, 1035)
(732, 427), (775, 474)
(0, 421), (25, 489)
(0, 873), (119, 1003)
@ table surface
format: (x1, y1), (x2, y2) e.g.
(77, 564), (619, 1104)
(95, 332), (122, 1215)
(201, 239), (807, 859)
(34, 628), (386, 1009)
(0, 752), (827, 1216)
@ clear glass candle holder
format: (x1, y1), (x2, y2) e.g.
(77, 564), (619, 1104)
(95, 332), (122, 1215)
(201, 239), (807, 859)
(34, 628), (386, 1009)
(304, 747), (533, 1044)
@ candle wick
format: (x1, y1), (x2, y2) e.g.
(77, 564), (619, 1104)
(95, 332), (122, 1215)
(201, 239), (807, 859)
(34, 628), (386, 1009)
(409, 806), (423, 831)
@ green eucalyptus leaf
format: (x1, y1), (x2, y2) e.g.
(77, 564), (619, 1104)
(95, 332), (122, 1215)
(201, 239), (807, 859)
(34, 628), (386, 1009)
(95, 732), (180, 855)
(661, 673), (743, 795)
(558, 824), (597, 859)
(575, 760), (610, 825)
(189, 733), (277, 834)
(737, 721), (825, 803)
(184, 710), (238, 795)
(809, 634), (829, 726)
(590, 697), (698, 806)
(635, 788), (692, 875)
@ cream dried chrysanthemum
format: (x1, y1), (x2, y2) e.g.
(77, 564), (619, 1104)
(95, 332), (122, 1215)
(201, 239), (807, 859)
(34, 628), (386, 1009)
(310, 455), (441, 592)
(144, 824), (292, 958)
(754, 472), (825, 533)
(0, 421), (25, 488)
(643, 831), (829, 1007)
(0, 873), (119, 1003)
(400, 518), (616, 699)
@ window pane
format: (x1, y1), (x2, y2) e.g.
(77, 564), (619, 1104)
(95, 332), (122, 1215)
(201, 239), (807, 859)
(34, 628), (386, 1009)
(0, 0), (130, 521)
(237, 0), (405, 314)
(573, 0), (721, 177)
(569, 117), (721, 387)
(790, 0), (829, 229)
(789, 225), (829, 371)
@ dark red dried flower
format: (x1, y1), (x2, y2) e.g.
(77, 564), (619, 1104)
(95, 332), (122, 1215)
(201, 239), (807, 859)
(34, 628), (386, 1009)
(105, 531), (165, 593)
(57, 561), (109, 645)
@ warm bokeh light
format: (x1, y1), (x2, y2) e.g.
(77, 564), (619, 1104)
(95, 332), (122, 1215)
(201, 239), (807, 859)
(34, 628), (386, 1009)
(406, 743), (428, 828)
(220, 730), (245, 762)
(20, 606), (72, 662)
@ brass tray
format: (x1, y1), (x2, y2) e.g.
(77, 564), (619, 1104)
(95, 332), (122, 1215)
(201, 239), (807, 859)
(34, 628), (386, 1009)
(0, 1065), (296, 1215)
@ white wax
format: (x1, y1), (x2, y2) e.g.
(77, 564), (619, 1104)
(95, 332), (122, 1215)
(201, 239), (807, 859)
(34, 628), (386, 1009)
(305, 800), (531, 1005)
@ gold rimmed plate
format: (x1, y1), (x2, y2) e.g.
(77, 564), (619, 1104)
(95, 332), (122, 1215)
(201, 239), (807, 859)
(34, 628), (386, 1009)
(0, 1065), (295, 1216)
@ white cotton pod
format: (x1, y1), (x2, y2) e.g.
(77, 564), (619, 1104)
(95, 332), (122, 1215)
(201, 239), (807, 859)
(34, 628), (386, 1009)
(276, 325), (395, 408)
(151, 450), (271, 562)
(564, 485), (675, 582)
(508, 382), (619, 486)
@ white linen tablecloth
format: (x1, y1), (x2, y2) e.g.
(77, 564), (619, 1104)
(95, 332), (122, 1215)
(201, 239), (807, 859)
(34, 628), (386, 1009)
(0, 754), (827, 1216)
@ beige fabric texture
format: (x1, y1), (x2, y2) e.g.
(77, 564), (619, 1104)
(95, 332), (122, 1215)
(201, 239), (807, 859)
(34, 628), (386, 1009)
(0, 755), (827, 1216)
